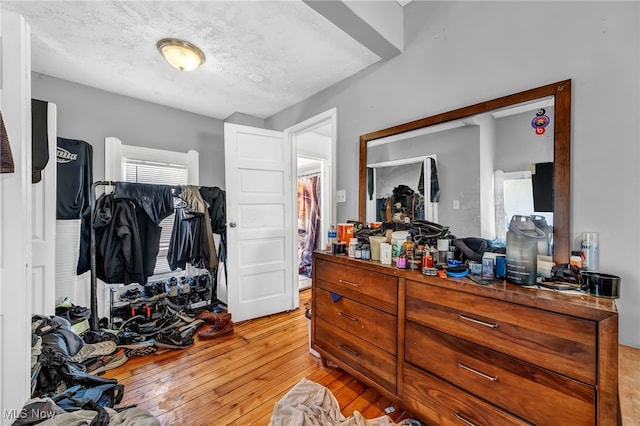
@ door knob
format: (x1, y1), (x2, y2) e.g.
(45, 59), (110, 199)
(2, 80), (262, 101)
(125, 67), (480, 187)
(229, 222), (237, 228)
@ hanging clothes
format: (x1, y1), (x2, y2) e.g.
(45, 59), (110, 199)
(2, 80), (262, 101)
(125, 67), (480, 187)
(0, 110), (15, 174)
(31, 99), (49, 184)
(113, 182), (174, 282)
(430, 157), (440, 203)
(57, 137), (94, 274)
(199, 186), (226, 234)
(93, 193), (144, 284)
(200, 186), (227, 282)
(167, 207), (210, 272)
(297, 175), (321, 278)
(167, 186), (217, 272)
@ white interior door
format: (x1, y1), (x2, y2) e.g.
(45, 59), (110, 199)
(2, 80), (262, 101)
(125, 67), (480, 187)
(1, 10), (33, 421)
(224, 123), (294, 322)
(31, 102), (57, 316)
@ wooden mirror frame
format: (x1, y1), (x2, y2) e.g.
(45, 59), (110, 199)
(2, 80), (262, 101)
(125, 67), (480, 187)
(358, 80), (572, 264)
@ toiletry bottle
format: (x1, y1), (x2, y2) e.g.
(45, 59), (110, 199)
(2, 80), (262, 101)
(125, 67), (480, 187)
(327, 224), (337, 252)
(580, 232), (599, 271)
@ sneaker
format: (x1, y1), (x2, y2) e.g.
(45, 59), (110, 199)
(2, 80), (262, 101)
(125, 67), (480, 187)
(142, 283), (159, 302)
(119, 287), (141, 303)
(178, 319), (206, 339)
(123, 345), (158, 358)
(155, 330), (194, 349)
(165, 277), (179, 298)
(86, 349), (128, 374)
(68, 341), (117, 363)
(179, 277), (191, 295)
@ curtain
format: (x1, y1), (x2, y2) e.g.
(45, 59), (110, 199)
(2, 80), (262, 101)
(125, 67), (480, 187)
(297, 174), (321, 277)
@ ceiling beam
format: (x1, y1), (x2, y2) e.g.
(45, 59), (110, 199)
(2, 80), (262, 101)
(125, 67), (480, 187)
(302, 0), (403, 60)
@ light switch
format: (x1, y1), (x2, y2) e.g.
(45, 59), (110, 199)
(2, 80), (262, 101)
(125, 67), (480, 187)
(453, 200), (460, 209)
(336, 189), (346, 203)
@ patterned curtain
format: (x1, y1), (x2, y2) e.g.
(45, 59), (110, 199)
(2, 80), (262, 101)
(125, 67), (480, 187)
(297, 174), (321, 277)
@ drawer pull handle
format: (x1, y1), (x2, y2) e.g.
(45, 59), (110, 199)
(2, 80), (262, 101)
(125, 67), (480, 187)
(455, 412), (477, 426)
(458, 314), (499, 329)
(338, 312), (359, 322)
(339, 344), (359, 357)
(339, 279), (360, 287)
(457, 362), (499, 382)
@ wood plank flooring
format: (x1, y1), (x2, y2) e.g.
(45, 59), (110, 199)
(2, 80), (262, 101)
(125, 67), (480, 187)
(103, 289), (410, 425)
(104, 288), (640, 425)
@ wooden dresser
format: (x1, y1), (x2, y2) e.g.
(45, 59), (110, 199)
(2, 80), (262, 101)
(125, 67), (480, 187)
(311, 252), (619, 425)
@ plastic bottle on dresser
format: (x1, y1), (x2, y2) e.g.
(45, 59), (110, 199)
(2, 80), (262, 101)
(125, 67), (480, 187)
(327, 224), (337, 252)
(580, 232), (599, 271)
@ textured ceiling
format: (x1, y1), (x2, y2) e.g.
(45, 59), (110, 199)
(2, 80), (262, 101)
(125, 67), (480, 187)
(1, 1), (383, 119)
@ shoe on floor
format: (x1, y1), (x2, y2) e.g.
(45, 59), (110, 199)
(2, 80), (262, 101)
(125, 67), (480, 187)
(198, 322), (234, 340)
(155, 329), (194, 349)
(68, 340), (117, 363)
(178, 319), (206, 339)
(124, 345), (158, 357)
(85, 348), (128, 374)
(195, 310), (219, 324)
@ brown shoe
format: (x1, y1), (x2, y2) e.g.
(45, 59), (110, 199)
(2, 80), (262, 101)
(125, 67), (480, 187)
(195, 310), (219, 324)
(198, 322), (234, 340)
(216, 313), (232, 328)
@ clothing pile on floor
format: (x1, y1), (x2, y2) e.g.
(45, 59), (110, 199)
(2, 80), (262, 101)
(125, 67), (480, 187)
(24, 298), (234, 425)
(269, 379), (424, 426)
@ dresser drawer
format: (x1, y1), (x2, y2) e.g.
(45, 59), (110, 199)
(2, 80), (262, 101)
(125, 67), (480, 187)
(315, 259), (397, 314)
(402, 362), (531, 426)
(315, 288), (396, 354)
(315, 316), (396, 393)
(405, 280), (596, 384)
(405, 322), (595, 425)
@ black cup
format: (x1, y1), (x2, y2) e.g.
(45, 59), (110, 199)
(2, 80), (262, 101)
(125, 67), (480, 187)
(580, 271), (621, 299)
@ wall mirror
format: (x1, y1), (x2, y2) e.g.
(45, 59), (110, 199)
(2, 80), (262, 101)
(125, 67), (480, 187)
(358, 80), (571, 263)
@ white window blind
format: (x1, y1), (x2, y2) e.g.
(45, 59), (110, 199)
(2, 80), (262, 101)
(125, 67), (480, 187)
(123, 159), (188, 277)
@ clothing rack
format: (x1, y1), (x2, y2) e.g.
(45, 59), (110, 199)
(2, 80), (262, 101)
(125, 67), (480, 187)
(88, 180), (221, 331)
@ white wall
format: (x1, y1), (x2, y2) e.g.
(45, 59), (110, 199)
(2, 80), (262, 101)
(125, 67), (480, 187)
(31, 74), (226, 188)
(266, 2), (640, 348)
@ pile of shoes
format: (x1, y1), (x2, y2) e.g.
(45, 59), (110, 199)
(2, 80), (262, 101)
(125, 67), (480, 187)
(109, 274), (214, 329)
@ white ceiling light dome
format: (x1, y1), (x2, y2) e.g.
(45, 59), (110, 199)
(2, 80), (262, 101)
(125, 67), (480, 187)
(157, 38), (205, 72)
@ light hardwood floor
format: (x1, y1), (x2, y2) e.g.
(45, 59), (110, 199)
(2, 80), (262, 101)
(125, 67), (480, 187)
(103, 289), (410, 425)
(104, 289), (640, 425)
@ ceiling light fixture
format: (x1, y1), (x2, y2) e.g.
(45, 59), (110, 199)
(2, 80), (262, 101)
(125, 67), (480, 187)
(157, 38), (205, 72)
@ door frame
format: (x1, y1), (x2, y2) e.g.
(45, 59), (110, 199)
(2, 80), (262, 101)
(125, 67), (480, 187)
(285, 108), (337, 306)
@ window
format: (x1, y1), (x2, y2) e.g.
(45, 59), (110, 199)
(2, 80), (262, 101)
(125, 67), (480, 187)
(105, 137), (199, 278)
(494, 169), (553, 243)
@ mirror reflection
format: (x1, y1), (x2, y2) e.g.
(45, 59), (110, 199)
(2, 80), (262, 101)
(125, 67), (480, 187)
(359, 80), (571, 263)
(366, 96), (554, 244)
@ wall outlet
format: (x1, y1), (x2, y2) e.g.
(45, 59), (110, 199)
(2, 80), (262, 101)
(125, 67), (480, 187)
(336, 189), (346, 203)
(453, 200), (460, 209)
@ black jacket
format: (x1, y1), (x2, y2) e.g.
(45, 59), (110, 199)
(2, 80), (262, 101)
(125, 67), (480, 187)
(93, 193), (144, 284)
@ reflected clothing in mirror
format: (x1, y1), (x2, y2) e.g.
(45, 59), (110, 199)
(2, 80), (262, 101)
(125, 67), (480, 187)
(429, 158), (440, 203)
(377, 185), (424, 223)
(532, 162), (553, 212)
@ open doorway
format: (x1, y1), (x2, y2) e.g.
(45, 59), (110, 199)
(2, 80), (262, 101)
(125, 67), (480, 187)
(286, 109), (336, 293)
(297, 157), (322, 290)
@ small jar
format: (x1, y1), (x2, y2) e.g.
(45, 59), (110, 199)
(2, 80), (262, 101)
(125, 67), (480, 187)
(361, 244), (371, 260)
(355, 244), (362, 259)
(397, 253), (407, 269)
(348, 238), (358, 258)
